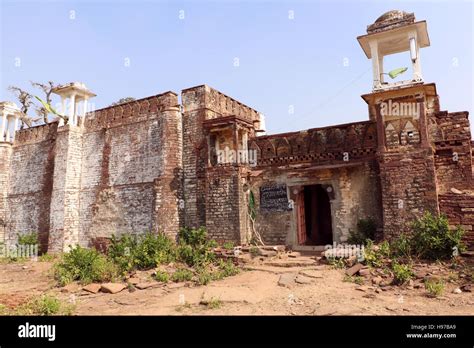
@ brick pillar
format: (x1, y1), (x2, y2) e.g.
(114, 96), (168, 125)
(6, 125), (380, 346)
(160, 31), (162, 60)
(182, 86), (208, 229)
(0, 142), (12, 245)
(376, 95), (439, 239)
(152, 105), (183, 239)
(48, 125), (83, 252)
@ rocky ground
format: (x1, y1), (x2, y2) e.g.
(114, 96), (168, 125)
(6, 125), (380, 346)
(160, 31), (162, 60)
(0, 250), (473, 315)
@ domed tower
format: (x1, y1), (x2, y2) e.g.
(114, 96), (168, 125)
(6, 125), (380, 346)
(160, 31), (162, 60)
(358, 10), (429, 91)
(358, 11), (441, 239)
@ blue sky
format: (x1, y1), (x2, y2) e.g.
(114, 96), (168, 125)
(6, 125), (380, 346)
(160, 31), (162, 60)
(1, 0), (473, 134)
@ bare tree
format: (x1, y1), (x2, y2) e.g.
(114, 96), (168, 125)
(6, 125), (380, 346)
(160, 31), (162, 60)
(7, 86), (37, 128)
(31, 81), (57, 124)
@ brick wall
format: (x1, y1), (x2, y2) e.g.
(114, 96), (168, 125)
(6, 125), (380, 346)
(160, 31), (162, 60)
(6, 123), (57, 252)
(0, 143), (12, 245)
(432, 111), (472, 193)
(248, 162), (382, 246)
(182, 85), (260, 242)
(251, 121), (377, 167)
(439, 194), (474, 249)
(4, 91), (182, 252)
(205, 165), (244, 243)
(378, 148), (439, 238)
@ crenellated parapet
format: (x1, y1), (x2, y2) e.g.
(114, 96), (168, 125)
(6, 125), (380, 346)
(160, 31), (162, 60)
(83, 91), (179, 131)
(14, 122), (58, 145)
(182, 85), (261, 126)
(250, 121), (378, 167)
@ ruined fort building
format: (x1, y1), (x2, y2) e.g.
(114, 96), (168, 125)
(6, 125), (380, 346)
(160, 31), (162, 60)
(0, 10), (472, 252)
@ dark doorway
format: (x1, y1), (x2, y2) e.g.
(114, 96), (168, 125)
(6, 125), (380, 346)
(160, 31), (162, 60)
(301, 184), (333, 245)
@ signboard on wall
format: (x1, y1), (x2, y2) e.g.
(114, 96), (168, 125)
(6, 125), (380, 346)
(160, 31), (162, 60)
(260, 184), (290, 212)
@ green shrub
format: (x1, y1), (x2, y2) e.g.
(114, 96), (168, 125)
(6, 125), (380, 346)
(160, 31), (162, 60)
(392, 261), (413, 284)
(206, 297), (222, 309)
(171, 268), (193, 282)
(108, 232), (176, 273)
(54, 246), (118, 286)
(18, 232), (39, 246)
(391, 233), (412, 259)
(348, 218), (377, 245)
(411, 212), (465, 260)
(17, 295), (74, 316)
(222, 241), (234, 250)
(216, 259), (239, 278)
(176, 227), (217, 267)
(196, 268), (213, 285)
(38, 253), (57, 262)
(249, 246), (259, 257)
(424, 279), (445, 297)
(363, 240), (390, 268)
(178, 226), (208, 246)
(327, 257), (345, 269)
(343, 275), (364, 285)
(154, 270), (170, 283)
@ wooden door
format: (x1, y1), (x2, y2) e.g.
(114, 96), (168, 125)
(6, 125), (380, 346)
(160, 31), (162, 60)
(296, 189), (307, 245)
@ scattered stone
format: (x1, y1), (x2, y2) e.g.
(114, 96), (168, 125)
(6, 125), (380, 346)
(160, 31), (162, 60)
(258, 249), (277, 257)
(363, 293), (376, 299)
(299, 270), (323, 279)
(261, 245), (285, 252)
(167, 282), (185, 289)
(356, 286), (369, 292)
(61, 283), (81, 293)
(450, 188), (463, 194)
(345, 263), (363, 277)
(278, 273), (295, 287)
(288, 252), (301, 258)
(135, 282), (155, 290)
(128, 278), (140, 285)
(452, 288), (462, 294)
(100, 283), (126, 294)
(83, 283), (101, 294)
(295, 275), (312, 284)
(461, 284), (472, 292)
(372, 276), (383, 285)
(359, 268), (371, 277)
(346, 255), (357, 267)
(22, 266), (28, 270)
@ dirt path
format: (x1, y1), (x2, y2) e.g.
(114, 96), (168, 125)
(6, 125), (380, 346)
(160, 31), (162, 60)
(1, 258), (473, 315)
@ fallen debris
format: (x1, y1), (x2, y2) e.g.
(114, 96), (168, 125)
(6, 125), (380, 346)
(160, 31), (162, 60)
(100, 283), (126, 294)
(278, 273), (295, 287)
(83, 284), (101, 294)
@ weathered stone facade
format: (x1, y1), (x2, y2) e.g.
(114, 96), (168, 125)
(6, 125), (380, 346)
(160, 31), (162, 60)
(0, 10), (473, 251)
